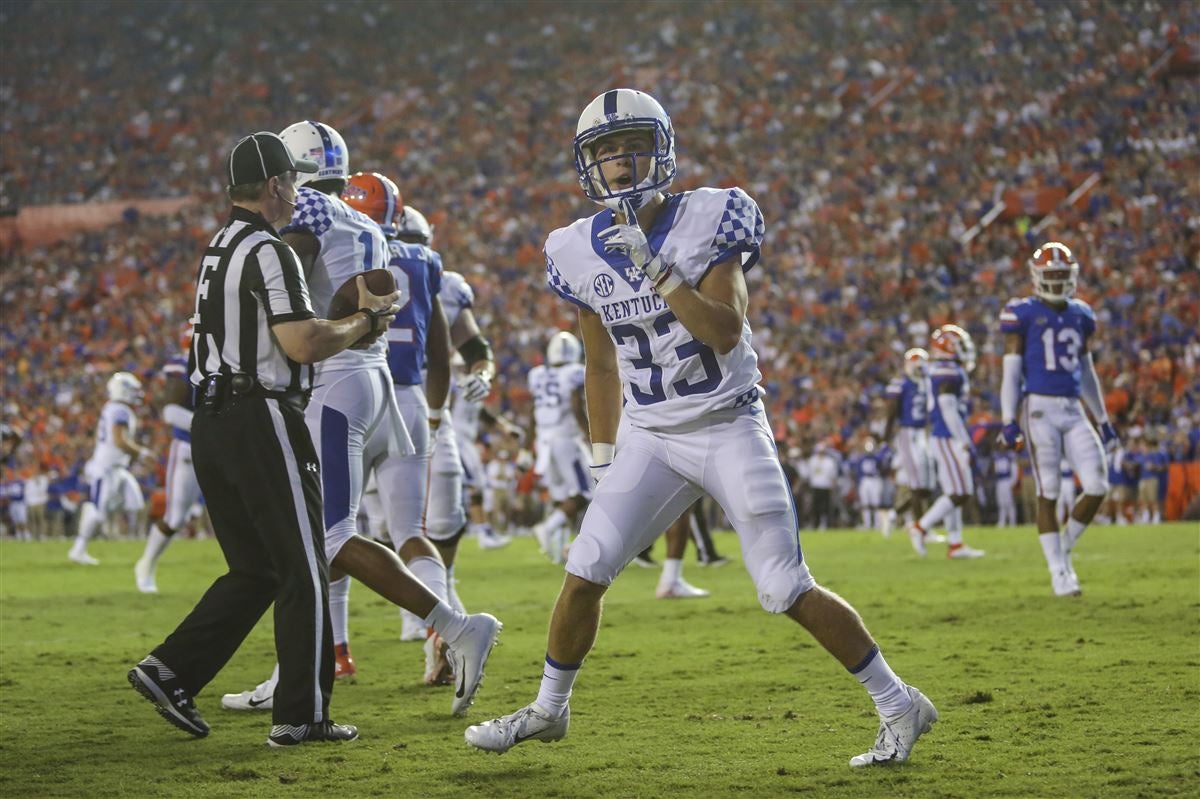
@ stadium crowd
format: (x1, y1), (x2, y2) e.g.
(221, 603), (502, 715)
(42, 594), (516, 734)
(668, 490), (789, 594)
(1, 0), (1197, 534)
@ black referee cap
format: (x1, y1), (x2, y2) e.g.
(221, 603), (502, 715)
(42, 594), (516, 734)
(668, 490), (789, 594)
(227, 132), (318, 187)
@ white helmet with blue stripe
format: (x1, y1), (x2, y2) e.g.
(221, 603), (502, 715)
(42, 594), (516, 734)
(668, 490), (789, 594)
(574, 88), (676, 212)
(279, 120), (349, 188)
(395, 205), (434, 246)
(546, 331), (583, 366)
(106, 371), (143, 405)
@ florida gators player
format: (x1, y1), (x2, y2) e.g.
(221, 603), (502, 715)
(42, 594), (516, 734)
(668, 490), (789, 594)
(883, 348), (933, 535)
(342, 173), (457, 684)
(997, 242), (1116, 597)
(465, 89), (935, 767)
(221, 127), (500, 716)
(135, 350), (201, 593)
(528, 331), (592, 564)
(70, 372), (152, 565)
(906, 325), (986, 559)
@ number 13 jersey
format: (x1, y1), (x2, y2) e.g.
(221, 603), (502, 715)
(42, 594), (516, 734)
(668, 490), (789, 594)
(543, 187), (765, 430)
(999, 296), (1096, 398)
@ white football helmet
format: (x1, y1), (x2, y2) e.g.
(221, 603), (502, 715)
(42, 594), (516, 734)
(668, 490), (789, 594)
(903, 348), (929, 381)
(546, 331), (583, 366)
(574, 88), (676, 211)
(106, 372), (143, 405)
(278, 120), (349, 187)
(395, 205), (434, 246)
(1028, 242), (1079, 302)
(930, 325), (977, 373)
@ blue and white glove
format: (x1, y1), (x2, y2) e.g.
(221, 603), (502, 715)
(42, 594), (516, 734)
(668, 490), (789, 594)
(590, 443), (614, 487)
(597, 200), (684, 295)
(997, 421), (1024, 451)
(1099, 421), (1120, 456)
(458, 368), (493, 403)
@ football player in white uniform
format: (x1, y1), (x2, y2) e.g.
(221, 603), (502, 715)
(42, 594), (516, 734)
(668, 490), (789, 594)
(135, 354), (201, 592)
(221, 125), (499, 717)
(997, 242), (1116, 596)
(70, 372), (151, 565)
(465, 89), (935, 767)
(528, 331), (592, 563)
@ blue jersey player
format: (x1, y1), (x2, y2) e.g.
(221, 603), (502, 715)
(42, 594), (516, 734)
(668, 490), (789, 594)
(907, 325), (986, 559)
(465, 88), (935, 768)
(998, 242), (1117, 597)
(883, 348), (934, 532)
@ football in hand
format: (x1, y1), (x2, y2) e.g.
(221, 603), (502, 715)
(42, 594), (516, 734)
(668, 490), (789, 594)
(327, 268), (397, 320)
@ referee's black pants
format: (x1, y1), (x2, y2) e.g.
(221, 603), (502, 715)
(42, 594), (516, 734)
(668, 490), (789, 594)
(152, 394), (334, 726)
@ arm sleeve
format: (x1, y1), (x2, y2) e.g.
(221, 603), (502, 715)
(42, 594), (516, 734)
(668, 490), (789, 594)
(162, 403), (193, 431)
(1078, 352), (1108, 423)
(1001, 353), (1023, 423)
(938, 393), (972, 447)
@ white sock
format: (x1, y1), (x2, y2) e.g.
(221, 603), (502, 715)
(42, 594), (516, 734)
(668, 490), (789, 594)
(328, 575), (351, 647)
(946, 507), (964, 546)
(916, 495), (955, 532)
(861, 510), (871, 529)
(849, 646), (911, 718)
(424, 600), (469, 643)
(1039, 532), (1065, 573)
(659, 558), (683, 588)
(542, 508), (567, 531)
(75, 502), (99, 550)
(446, 564), (466, 613)
(1064, 517), (1087, 552)
(407, 555), (448, 602)
(535, 655), (579, 716)
(140, 527), (172, 567)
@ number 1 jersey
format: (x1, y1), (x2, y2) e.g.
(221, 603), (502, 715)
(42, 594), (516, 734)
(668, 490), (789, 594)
(543, 187), (765, 430)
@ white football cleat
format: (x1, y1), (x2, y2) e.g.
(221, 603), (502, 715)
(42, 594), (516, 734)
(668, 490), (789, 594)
(656, 578), (710, 599)
(849, 685), (938, 767)
(69, 549), (99, 566)
(478, 528), (512, 550)
(907, 524), (927, 558)
(221, 678), (275, 711)
(448, 613), (503, 716)
(947, 544), (986, 559)
(134, 559), (157, 593)
(400, 609), (427, 642)
(465, 702), (569, 753)
(1052, 569), (1082, 597)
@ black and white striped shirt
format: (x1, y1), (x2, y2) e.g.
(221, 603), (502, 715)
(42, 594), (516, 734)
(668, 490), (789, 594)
(188, 206), (316, 392)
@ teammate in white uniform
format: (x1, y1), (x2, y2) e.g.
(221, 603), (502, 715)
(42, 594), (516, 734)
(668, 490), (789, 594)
(69, 372), (151, 565)
(135, 354), (201, 592)
(991, 448), (1019, 527)
(906, 325), (986, 559)
(997, 242), (1117, 596)
(221, 125), (499, 716)
(528, 331), (592, 563)
(465, 89), (935, 767)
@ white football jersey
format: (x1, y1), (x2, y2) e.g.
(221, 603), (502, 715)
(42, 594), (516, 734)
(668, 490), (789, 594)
(282, 186), (390, 372)
(90, 400), (138, 471)
(544, 187), (765, 429)
(439, 270), (475, 328)
(528, 362), (586, 441)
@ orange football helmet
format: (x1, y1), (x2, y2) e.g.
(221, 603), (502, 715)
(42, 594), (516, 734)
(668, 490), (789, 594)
(930, 324), (976, 372)
(343, 172), (402, 236)
(1028, 242), (1078, 302)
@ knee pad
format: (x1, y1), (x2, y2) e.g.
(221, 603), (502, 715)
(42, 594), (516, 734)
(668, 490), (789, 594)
(1037, 472), (1061, 501)
(747, 525), (816, 614)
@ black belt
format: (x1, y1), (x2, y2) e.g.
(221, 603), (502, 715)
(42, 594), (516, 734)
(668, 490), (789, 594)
(198, 374), (310, 412)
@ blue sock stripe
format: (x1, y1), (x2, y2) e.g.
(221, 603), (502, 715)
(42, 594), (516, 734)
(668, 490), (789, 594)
(545, 654), (582, 672)
(848, 645), (881, 675)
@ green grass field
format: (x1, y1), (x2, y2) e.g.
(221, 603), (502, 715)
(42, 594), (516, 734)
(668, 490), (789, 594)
(1, 522), (1197, 798)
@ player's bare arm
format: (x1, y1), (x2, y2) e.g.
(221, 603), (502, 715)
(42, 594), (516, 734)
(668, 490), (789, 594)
(661, 258), (748, 355)
(272, 277), (399, 363)
(424, 296), (452, 418)
(577, 307), (620, 447)
(113, 423), (150, 461)
(282, 231), (321, 280)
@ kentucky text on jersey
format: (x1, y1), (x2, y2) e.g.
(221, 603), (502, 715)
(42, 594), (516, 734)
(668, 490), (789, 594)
(543, 187), (765, 429)
(999, 296), (1096, 397)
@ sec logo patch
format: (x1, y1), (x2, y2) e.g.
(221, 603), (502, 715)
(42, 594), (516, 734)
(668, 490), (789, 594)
(593, 274), (615, 297)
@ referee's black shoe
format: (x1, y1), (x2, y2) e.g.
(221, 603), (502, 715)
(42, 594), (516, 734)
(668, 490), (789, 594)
(267, 721), (359, 748)
(128, 656), (210, 738)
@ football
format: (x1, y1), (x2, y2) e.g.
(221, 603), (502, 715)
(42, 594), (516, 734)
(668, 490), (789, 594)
(327, 268), (397, 320)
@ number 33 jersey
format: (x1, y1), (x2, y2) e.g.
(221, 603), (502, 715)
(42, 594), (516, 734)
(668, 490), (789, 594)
(543, 187), (765, 430)
(999, 296), (1096, 398)
(282, 185), (390, 372)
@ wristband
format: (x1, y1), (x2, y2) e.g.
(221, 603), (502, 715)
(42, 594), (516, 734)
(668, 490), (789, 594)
(357, 307), (388, 336)
(592, 442), (615, 466)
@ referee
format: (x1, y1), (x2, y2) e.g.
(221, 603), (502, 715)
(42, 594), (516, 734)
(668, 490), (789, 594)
(128, 131), (399, 747)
